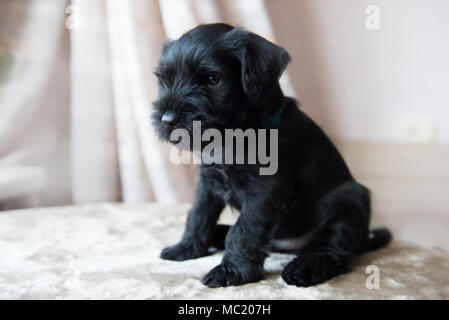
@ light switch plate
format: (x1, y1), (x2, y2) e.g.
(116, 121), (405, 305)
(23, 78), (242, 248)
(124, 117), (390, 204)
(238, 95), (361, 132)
(398, 115), (437, 143)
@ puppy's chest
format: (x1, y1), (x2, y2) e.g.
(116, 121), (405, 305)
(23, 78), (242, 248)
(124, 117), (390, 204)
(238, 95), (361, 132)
(201, 165), (254, 209)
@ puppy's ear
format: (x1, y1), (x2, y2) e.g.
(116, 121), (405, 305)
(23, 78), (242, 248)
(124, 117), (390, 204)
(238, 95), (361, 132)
(227, 28), (291, 103)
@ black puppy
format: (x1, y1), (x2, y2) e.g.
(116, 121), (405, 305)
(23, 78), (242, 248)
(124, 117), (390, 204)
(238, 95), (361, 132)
(152, 23), (391, 288)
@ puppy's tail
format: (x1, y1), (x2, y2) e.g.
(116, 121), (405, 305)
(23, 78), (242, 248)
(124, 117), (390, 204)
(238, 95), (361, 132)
(359, 228), (392, 253)
(210, 224), (231, 249)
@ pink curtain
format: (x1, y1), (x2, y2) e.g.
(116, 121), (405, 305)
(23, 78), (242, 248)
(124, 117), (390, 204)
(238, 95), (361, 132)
(4, 0), (447, 210)
(0, 0), (297, 209)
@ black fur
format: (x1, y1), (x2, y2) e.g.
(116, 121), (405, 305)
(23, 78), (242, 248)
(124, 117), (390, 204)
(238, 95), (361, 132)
(152, 23), (392, 288)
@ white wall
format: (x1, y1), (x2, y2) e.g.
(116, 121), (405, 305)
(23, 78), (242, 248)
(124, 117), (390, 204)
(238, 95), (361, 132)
(268, 0), (449, 144)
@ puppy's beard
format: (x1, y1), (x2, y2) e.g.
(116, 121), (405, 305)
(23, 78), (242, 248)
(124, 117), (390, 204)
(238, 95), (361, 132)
(153, 124), (174, 142)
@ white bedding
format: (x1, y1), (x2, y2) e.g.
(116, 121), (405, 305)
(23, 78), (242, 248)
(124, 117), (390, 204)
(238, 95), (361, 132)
(0, 203), (448, 299)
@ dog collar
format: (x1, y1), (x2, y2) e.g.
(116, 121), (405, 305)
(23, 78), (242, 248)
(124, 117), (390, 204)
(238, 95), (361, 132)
(266, 98), (288, 126)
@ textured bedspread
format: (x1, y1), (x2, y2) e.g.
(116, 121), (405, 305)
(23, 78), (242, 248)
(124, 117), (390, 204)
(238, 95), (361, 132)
(0, 203), (448, 299)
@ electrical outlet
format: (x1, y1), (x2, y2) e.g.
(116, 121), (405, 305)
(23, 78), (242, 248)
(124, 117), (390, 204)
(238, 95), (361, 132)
(398, 115), (437, 143)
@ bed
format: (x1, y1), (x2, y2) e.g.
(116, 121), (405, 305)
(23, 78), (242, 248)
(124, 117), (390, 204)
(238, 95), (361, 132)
(0, 203), (448, 299)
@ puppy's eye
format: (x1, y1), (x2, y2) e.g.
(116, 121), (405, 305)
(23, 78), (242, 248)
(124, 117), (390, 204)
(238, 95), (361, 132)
(206, 74), (221, 87)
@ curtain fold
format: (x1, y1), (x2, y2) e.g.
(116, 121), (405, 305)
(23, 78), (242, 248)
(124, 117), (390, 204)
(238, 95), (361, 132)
(0, 0), (71, 209)
(70, 0), (121, 204)
(106, 0), (154, 203)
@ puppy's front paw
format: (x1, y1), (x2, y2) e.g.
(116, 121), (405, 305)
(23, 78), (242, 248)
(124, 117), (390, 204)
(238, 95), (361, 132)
(202, 264), (263, 288)
(160, 241), (208, 261)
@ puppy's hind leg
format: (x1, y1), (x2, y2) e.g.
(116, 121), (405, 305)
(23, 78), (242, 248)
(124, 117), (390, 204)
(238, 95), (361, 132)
(282, 181), (371, 287)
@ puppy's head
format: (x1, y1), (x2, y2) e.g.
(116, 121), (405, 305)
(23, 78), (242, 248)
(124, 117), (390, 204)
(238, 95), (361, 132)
(152, 23), (290, 144)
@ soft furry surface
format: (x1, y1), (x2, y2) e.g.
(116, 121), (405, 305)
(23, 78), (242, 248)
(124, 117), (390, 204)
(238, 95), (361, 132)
(0, 203), (448, 299)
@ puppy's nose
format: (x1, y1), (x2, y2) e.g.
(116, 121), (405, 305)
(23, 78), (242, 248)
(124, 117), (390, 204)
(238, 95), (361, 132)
(161, 112), (176, 125)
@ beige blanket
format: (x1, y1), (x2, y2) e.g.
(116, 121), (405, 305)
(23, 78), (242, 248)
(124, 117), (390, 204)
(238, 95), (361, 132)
(0, 203), (448, 299)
